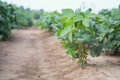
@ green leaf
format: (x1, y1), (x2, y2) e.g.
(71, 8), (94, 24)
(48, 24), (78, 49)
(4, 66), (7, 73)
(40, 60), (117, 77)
(85, 8), (92, 14)
(108, 29), (114, 33)
(60, 26), (72, 37)
(75, 32), (92, 42)
(62, 9), (74, 17)
(75, 8), (81, 15)
(115, 34), (120, 39)
(82, 18), (90, 27)
(111, 9), (120, 20)
(87, 13), (96, 18)
(82, 34), (92, 42)
(115, 31), (120, 39)
(66, 49), (76, 58)
(57, 28), (63, 36)
(97, 33), (105, 41)
(68, 31), (73, 42)
(74, 15), (84, 22)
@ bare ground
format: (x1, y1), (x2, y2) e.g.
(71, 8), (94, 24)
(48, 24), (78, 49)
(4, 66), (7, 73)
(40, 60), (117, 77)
(0, 27), (120, 80)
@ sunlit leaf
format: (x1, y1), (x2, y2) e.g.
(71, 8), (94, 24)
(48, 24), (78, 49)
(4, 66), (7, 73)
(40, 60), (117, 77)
(60, 26), (72, 37)
(62, 9), (74, 17)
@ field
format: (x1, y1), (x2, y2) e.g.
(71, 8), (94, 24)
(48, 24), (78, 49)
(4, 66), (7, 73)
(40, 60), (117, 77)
(0, 0), (120, 80)
(0, 27), (120, 80)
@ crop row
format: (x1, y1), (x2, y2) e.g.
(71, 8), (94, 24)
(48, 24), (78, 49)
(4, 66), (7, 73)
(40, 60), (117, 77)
(38, 6), (120, 68)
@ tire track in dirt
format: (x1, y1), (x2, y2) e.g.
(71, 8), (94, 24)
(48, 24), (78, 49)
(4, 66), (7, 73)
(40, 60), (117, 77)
(14, 32), (43, 80)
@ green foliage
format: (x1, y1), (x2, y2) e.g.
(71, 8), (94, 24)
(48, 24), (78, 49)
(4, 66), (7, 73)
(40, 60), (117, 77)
(32, 9), (44, 20)
(0, 1), (16, 38)
(38, 11), (61, 32)
(14, 6), (33, 28)
(38, 5), (120, 68)
(99, 7), (120, 55)
(0, 0), (33, 40)
(62, 9), (74, 17)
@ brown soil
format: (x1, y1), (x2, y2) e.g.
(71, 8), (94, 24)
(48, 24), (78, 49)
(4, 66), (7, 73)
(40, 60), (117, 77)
(0, 27), (120, 80)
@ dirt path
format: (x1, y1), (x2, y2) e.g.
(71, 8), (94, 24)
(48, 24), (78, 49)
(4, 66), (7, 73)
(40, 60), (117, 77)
(0, 27), (120, 80)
